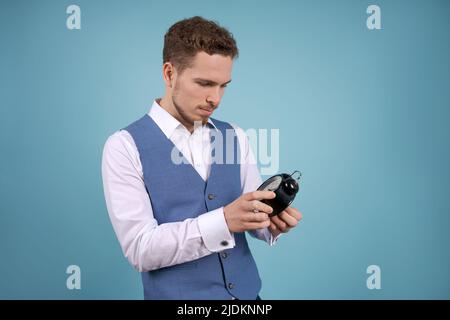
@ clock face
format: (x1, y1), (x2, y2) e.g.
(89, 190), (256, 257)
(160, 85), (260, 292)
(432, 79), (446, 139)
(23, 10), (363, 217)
(258, 175), (282, 191)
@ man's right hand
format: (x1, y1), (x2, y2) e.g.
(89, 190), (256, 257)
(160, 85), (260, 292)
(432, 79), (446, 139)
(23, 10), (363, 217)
(223, 191), (276, 233)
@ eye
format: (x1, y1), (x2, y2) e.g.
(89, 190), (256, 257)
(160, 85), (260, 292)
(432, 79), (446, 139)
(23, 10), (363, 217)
(198, 82), (213, 87)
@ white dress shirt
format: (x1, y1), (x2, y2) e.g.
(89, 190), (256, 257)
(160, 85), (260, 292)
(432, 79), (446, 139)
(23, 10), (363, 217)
(102, 100), (278, 272)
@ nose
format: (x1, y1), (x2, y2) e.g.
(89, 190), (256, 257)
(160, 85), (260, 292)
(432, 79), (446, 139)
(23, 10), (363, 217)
(206, 89), (221, 107)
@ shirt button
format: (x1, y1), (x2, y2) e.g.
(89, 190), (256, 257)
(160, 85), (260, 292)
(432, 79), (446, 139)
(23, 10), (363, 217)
(221, 240), (229, 246)
(221, 252), (228, 259)
(207, 194), (215, 200)
(228, 283), (234, 290)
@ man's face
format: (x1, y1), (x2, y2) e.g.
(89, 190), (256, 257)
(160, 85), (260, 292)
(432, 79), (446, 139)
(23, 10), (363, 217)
(171, 51), (233, 127)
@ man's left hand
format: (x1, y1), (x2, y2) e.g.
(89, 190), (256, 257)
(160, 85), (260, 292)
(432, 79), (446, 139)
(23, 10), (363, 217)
(269, 206), (302, 238)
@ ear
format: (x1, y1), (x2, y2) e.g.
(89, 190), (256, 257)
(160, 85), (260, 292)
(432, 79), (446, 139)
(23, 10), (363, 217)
(162, 62), (175, 88)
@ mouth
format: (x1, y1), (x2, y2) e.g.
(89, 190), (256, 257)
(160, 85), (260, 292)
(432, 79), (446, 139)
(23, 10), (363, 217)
(197, 106), (214, 117)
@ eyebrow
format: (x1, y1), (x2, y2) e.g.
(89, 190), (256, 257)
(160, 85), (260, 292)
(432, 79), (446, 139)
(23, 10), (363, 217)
(193, 78), (232, 86)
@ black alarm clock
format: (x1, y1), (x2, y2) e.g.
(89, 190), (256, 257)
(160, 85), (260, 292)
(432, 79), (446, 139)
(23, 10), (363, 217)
(257, 171), (301, 217)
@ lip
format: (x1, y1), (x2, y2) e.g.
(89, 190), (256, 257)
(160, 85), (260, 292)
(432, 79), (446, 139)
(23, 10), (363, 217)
(198, 107), (214, 116)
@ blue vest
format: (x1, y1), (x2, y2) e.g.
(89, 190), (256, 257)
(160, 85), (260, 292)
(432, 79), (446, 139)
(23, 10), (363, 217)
(123, 114), (261, 300)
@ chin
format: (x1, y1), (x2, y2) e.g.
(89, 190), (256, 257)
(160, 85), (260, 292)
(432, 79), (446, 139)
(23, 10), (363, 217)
(189, 115), (205, 125)
(194, 112), (208, 120)
(198, 117), (209, 125)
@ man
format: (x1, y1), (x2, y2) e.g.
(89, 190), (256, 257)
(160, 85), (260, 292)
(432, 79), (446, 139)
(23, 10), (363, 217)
(102, 16), (302, 300)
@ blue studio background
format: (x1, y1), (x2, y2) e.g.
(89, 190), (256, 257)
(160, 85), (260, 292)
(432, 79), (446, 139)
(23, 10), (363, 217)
(1, 0), (450, 299)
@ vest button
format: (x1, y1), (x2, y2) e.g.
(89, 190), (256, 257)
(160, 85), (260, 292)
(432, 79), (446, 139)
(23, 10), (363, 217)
(221, 252), (228, 259)
(220, 240), (229, 246)
(207, 194), (215, 200)
(228, 283), (234, 290)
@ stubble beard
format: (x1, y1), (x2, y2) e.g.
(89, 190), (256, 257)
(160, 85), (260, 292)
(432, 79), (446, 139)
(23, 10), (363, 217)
(172, 87), (206, 129)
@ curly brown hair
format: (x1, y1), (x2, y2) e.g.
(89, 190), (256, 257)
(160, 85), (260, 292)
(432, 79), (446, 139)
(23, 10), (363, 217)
(163, 16), (239, 74)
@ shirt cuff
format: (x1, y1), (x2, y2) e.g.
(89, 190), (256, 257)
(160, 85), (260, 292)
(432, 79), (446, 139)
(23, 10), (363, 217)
(197, 207), (235, 252)
(249, 227), (282, 245)
(268, 229), (282, 245)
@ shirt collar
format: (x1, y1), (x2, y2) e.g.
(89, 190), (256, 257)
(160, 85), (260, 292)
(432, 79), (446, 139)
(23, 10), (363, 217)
(148, 99), (218, 139)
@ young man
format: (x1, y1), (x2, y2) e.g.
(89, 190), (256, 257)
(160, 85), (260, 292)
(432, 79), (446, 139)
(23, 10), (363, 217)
(102, 16), (302, 300)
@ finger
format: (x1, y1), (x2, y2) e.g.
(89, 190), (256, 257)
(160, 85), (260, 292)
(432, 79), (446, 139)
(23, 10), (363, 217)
(245, 220), (271, 230)
(269, 221), (278, 232)
(278, 210), (299, 228)
(243, 211), (269, 223)
(285, 207), (302, 221)
(270, 215), (289, 232)
(246, 200), (273, 215)
(245, 191), (276, 201)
